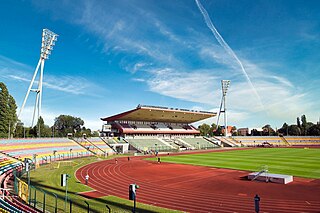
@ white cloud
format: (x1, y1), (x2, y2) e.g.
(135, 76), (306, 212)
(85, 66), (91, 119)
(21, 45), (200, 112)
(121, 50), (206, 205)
(1, 55), (99, 95)
(131, 78), (145, 82)
(146, 68), (218, 104)
(18, 106), (57, 127)
(200, 46), (239, 70)
(82, 118), (103, 131)
(29, 0), (319, 128)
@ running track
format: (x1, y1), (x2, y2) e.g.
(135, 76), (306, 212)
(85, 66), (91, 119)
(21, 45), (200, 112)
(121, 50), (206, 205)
(76, 154), (320, 213)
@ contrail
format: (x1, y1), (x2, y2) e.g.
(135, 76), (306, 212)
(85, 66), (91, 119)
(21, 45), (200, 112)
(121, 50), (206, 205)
(195, 0), (263, 108)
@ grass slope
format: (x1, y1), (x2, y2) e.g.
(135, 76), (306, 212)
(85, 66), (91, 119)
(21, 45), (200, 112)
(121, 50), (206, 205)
(156, 148), (320, 179)
(27, 157), (181, 213)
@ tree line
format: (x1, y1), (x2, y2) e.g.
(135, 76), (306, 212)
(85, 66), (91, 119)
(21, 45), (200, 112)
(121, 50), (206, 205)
(199, 116), (320, 136)
(0, 82), (98, 138)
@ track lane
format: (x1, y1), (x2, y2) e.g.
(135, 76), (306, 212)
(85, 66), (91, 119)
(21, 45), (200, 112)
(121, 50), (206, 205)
(76, 156), (320, 213)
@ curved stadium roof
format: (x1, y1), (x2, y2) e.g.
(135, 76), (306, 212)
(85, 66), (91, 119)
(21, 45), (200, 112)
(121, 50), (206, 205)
(101, 105), (216, 124)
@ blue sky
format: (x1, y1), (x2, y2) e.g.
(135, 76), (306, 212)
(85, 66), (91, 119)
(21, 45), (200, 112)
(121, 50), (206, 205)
(1, 0), (319, 130)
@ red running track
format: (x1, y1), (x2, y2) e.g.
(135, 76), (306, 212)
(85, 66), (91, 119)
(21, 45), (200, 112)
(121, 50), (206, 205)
(76, 154), (320, 213)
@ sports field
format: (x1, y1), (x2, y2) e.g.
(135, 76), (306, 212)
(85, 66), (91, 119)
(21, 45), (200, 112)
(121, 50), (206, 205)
(157, 148), (320, 179)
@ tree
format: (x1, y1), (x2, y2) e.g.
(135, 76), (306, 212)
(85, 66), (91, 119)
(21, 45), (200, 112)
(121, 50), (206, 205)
(251, 129), (261, 136)
(262, 124), (276, 136)
(307, 124), (320, 136)
(15, 121), (25, 138)
(198, 123), (211, 136)
(278, 123), (289, 136)
(33, 117), (52, 137)
(54, 115), (84, 137)
(91, 131), (99, 137)
(297, 117), (301, 129)
(231, 126), (238, 136)
(0, 82), (18, 138)
(214, 125), (223, 136)
(301, 115), (307, 135)
(288, 125), (301, 136)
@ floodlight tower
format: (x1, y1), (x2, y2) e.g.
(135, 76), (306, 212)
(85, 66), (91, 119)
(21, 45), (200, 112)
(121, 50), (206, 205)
(216, 80), (231, 137)
(18, 29), (58, 136)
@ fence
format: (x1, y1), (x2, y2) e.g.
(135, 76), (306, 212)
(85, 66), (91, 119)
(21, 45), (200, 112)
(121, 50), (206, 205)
(13, 168), (112, 213)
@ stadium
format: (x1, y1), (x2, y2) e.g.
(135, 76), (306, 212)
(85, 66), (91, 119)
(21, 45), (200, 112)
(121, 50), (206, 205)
(1, 2), (320, 212)
(0, 103), (320, 212)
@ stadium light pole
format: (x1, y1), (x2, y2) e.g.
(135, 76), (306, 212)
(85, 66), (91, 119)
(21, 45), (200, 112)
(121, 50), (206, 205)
(18, 29), (58, 136)
(216, 80), (231, 137)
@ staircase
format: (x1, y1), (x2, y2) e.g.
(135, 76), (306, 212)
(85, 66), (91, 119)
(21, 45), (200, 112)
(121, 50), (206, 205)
(229, 137), (241, 145)
(160, 139), (179, 149)
(280, 136), (291, 146)
(176, 139), (194, 149)
(99, 137), (117, 153)
(203, 137), (221, 147)
(71, 138), (97, 156)
(86, 138), (106, 155)
(213, 136), (238, 147)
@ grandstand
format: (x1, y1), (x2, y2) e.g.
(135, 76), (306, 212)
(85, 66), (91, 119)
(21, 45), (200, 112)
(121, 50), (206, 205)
(0, 153), (23, 185)
(283, 136), (320, 146)
(101, 105), (217, 152)
(126, 138), (175, 152)
(72, 136), (115, 156)
(0, 153), (25, 213)
(180, 137), (219, 149)
(0, 137), (109, 213)
(87, 137), (114, 152)
(233, 136), (285, 146)
(0, 138), (95, 164)
(232, 136), (320, 147)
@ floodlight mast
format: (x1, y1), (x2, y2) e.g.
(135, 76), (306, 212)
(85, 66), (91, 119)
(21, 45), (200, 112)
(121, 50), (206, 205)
(216, 80), (230, 137)
(18, 29), (58, 137)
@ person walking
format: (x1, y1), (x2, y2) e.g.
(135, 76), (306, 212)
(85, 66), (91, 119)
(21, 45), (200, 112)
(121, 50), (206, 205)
(85, 174), (89, 185)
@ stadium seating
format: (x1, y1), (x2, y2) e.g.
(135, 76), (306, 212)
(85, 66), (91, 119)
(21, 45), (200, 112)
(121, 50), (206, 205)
(213, 136), (239, 147)
(232, 136), (285, 146)
(0, 138), (94, 213)
(0, 198), (23, 213)
(0, 154), (23, 180)
(153, 123), (167, 130)
(4, 196), (39, 213)
(0, 138), (93, 164)
(231, 136), (320, 146)
(87, 137), (113, 154)
(0, 207), (9, 213)
(114, 121), (199, 135)
(283, 136), (320, 145)
(72, 137), (106, 156)
(180, 137), (218, 149)
(162, 138), (183, 149)
(126, 138), (174, 152)
(100, 137), (126, 145)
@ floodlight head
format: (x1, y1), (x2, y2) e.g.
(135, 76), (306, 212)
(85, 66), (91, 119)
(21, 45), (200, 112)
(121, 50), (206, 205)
(40, 29), (58, 60)
(221, 80), (231, 96)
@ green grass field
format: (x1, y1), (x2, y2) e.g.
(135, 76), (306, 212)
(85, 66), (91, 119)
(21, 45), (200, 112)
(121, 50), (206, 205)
(156, 148), (320, 179)
(25, 157), (181, 213)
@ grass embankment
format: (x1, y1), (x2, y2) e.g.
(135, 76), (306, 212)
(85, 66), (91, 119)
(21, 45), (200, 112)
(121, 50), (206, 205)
(27, 156), (181, 213)
(151, 148), (320, 179)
